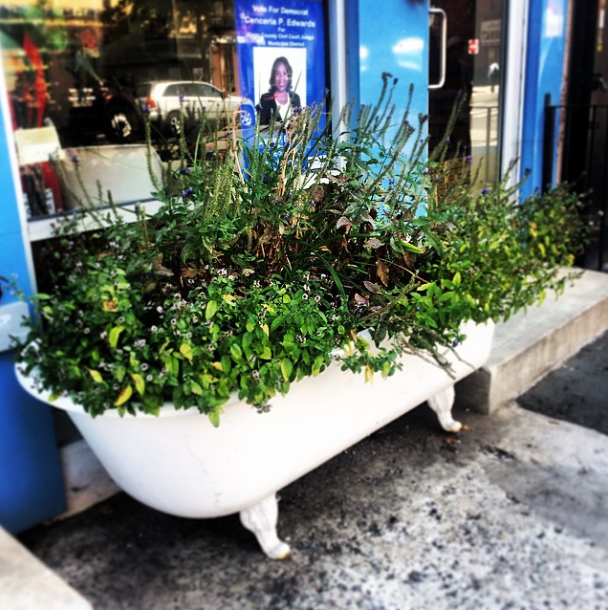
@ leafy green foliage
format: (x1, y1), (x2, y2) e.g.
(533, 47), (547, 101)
(11, 74), (586, 423)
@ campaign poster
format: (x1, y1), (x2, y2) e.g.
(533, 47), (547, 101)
(235, 0), (326, 127)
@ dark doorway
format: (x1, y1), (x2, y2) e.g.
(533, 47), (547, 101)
(560, 0), (608, 270)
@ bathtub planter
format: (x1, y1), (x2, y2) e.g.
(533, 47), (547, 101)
(15, 321), (493, 559)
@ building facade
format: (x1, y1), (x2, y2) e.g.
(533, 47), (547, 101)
(0, 0), (573, 531)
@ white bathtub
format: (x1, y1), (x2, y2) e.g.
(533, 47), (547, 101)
(16, 321), (494, 558)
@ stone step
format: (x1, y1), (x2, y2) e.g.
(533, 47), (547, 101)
(457, 268), (608, 414)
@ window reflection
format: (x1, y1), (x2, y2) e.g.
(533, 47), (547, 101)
(429, 0), (504, 189)
(1, 0), (238, 218)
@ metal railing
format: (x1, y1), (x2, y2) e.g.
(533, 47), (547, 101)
(471, 104), (500, 184)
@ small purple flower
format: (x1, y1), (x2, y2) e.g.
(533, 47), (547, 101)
(284, 214), (290, 222)
(452, 339), (459, 347)
(466, 155), (472, 164)
(181, 187), (194, 198)
(274, 199), (281, 204)
(141, 105), (150, 114)
(179, 93), (185, 101)
(180, 167), (189, 175)
(263, 175), (270, 184)
(481, 187), (490, 196)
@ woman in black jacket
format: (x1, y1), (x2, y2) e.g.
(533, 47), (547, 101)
(258, 56), (301, 125)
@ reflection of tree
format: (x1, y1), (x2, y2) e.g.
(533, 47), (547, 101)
(100, 0), (235, 43)
(96, 0), (236, 87)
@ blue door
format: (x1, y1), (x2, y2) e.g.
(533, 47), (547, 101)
(0, 85), (66, 533)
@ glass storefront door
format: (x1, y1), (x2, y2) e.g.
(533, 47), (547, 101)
(429, 0), (504, 188)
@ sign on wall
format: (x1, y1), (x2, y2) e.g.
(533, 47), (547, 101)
(235, 0), (326, 126)
(480, 19), (501, 47)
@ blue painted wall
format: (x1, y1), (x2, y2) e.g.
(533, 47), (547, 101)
(520, 0), (569, 198)
(0, 94), (66, 533)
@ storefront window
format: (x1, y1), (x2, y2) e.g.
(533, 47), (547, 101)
(1, 0), (239, 219)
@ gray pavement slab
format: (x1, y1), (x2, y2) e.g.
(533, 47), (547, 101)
(518, 327), (608, 436)
(16, 334), (608, 610)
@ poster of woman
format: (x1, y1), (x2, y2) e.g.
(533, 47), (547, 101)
(235, 0), (325, 132)
(253, 47), (307, 125)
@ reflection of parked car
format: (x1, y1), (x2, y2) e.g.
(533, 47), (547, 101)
(136, 81), (244, 136)
(63, 79), (146, 145)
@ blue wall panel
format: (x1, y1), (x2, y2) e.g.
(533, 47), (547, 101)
(520, 0), (568, 198)
(0, 88), (66, 533)
(0, 352), (66, 533)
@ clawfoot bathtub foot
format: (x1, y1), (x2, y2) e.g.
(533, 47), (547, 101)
(240, 494), (291, 559)
(427, 384), (462, 432)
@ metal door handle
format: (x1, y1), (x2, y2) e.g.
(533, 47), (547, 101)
(429, 8), (447, 90)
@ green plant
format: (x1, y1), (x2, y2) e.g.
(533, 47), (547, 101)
(11, 74), (586, 424)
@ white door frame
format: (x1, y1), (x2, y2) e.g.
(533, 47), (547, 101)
(501, 0), (530, 187)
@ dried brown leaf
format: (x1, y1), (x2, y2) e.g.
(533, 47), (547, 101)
(376, 259), (390, 287)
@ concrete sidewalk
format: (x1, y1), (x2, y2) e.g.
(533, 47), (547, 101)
(14, 333), (608, 609)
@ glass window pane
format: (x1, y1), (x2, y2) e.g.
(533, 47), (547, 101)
(429, 0), (504, 190)
(1, 0), (239, 220)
